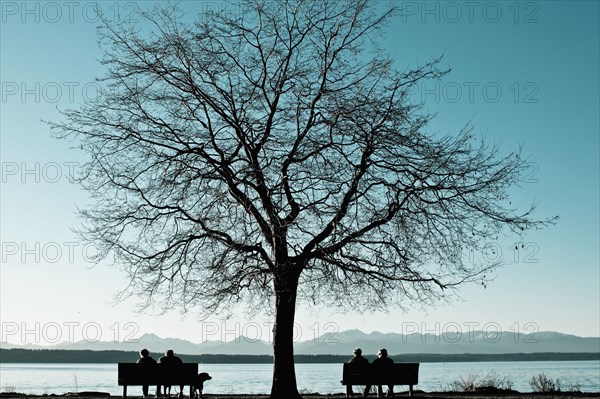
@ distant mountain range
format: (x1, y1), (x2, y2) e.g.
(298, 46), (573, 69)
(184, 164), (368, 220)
(2, 329), (598, 356)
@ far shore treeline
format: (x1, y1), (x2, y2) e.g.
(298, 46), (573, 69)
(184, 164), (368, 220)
(0, 349), (598, 364)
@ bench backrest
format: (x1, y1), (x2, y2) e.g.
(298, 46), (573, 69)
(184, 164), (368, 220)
(118, 363), (199, 385)
(342, 362), (419, 385)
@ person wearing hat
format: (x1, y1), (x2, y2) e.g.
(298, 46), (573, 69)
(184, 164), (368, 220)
(372, 348), (394, 397)
(346, 347), (371, 397)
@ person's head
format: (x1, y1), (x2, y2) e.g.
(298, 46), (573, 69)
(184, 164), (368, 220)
(353, 348), (362, 356)
(140, 348), (149, 357)
(378, 348), (388, 358)
(166, 349), (174, 357)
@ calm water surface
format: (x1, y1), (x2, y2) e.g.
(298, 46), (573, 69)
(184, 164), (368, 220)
(1, 361), (599, 395)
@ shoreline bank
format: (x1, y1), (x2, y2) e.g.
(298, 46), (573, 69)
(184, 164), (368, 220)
(2, 392), (600, 399)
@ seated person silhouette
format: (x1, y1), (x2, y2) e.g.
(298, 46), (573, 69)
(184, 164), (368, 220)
(137, 348), (160, 398)
(193, 372), (212, 398)
(159, 349), (184, 398)
(346, 348), (371, 397)
(372, 348), (394, 398)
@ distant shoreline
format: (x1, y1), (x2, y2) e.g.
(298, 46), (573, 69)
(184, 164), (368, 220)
(1, 348), (599, 363)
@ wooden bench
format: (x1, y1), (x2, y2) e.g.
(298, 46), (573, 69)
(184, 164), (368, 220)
(341, 362), (419, 396)
(118, 363), (199, 398)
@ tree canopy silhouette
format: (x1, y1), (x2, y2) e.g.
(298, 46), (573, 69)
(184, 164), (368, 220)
(51, 1), (556, 397)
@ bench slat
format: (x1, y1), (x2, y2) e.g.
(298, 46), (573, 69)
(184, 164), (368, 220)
(118, 363), (199, 385)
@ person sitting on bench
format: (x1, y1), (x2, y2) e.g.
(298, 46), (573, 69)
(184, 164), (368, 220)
(159, 349), (184, 397)
(137, 349), (160, 398)
(346, 348), (371, 397)
(373, 348), (394, 398)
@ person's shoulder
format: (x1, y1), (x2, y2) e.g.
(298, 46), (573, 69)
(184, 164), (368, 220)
(355, 356), (368, 364)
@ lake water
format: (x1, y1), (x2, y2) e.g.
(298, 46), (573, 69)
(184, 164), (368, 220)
(1, 361), (599, 395)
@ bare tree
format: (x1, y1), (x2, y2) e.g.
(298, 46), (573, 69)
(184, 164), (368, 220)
(51, 1), (556, 397)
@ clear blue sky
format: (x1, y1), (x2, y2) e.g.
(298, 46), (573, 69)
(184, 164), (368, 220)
(1, 1), (598, 347)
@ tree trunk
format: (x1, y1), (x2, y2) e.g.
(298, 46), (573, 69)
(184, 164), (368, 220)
(270, 269), (302, 399)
